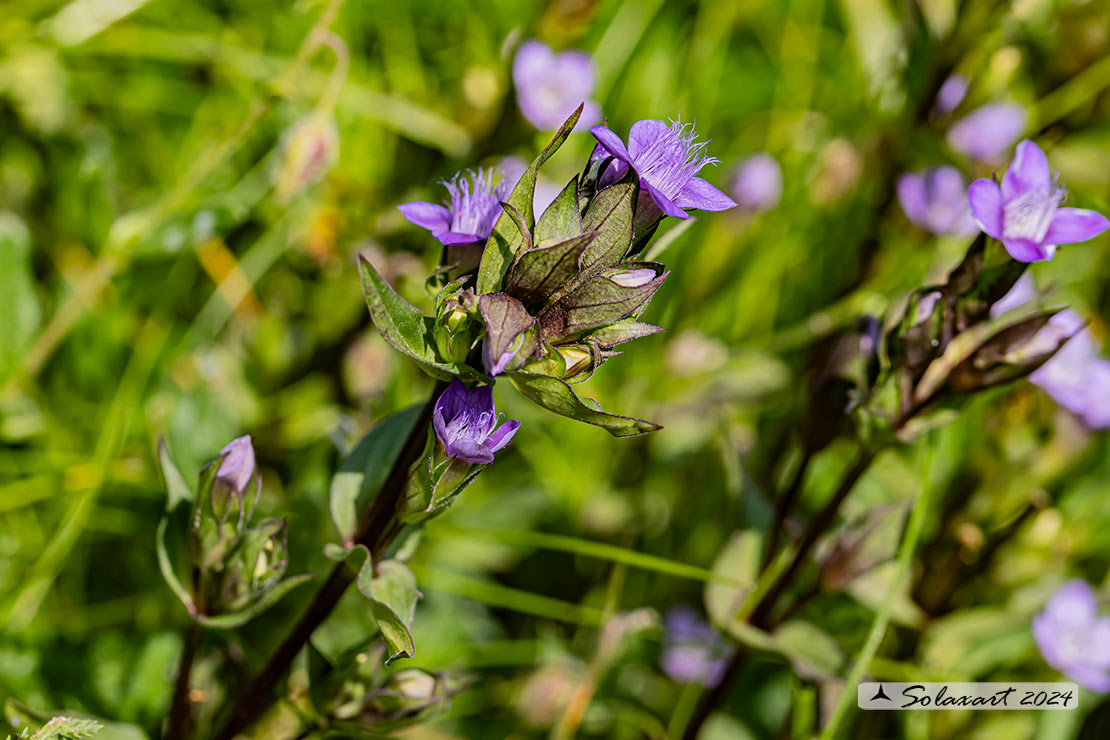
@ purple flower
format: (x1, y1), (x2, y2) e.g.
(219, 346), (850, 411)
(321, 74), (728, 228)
(216, 435), (255, 494)
(590, 119), (736, 219)
(660, 607), (730, 687)
(513, 40), (600, 132)
(1033, 580), (1110, 693)
(433, 379), (520, 464)
(969, 140), (1109, 262)
(934, 74), (969, 115)
(897, 166), (977, 236)
(731, 152), (782, 212)
(398, 169), (510, 246)
(992, 279), (1110, 429)
(947, 103), (1027, 161)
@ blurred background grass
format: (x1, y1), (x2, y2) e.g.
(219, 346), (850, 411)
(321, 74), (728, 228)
(2, 0), (1110, 738)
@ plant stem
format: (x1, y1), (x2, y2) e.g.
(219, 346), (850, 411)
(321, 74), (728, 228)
(165, 621), (203, 740)
(761, 452), (812, 568)
(213, 381), (445, 740)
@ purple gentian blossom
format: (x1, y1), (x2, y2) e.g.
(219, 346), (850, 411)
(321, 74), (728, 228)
(934, 74), (969, 115)
(660, 607), (731, 687)
(433, 379), (520, 464)
(216, 435), (255, 494)
(512, 40), (600, 132)
(398, 169), (510, 246)
(968, 140), (1109, 262)
(731, 152), (782, 212)
(947, 103), (1027, 161)
(897, 166), (976, 236)
(992, 278), (1110, 429)
(590, 119), (736, 219)
(1033, 580), (1110, 693)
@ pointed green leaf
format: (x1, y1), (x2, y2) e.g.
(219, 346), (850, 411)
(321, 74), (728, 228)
(505, 232), (597, 309)
(535, 176), (582, 243)
(357, 558), (421, 664)
(358, 255), (482, 381)
(577, 178), (636, 281)
(543, 264), (667, 342)
(508, 371), (661, 437)
(477, 104), (584, 294)
(498, 201), (533, 252)
(155, 517), (194, 615)
(157, 440), (193, 511)
(581, 320), (664, 349)
(772, 620), (845, 681)
(330, 404), (423, 544)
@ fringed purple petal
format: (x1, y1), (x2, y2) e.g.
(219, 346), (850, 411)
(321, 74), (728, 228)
(446, 439), (495, 465)
(628, 119), (672, 161)
(1002, 139), (1052, 201)
(968, 179), (1004, 239)
(591, 126), (633, 164)
(675, 177), (736, 211)
(643, 180), (689, 219)
(434, 231), (485, 246)
(485, 419), (521, 453)
(1002, 237), (1055, 262)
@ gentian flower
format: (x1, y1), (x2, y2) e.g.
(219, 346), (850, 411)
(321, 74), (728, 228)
(968, 140), (1109, 262)
(934, 74), (969, 115)
(512, 40), (600, 132)
(947, 103), (1027, 161)
(660, 607), (731, 687)
(897, 166), (976, 236)
(398, 169), (510, 246)
(1033, 580), (1110, 693)
(992, 278), (1110, 429)
(433, 379), (520, 464)
(216, 435), (255, 494)
(590, 119), (736, 219)
(730, 152), (782, 212)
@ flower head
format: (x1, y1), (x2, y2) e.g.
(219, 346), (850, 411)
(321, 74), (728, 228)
(731, 152), (782, 212)
(947, 103), (1027, 161)
(433, 379), (520, 464)
(216, 435), (255, 494)
(660, 607), (730, 686)
(897, 166), (976, 236)
(590, 119), (736, 219)
(1033, 580), (1110, 693)
(513, 40), (600, 132)
(398, 169), (511, 246)
(969, 140), (1109, 262)
(934, 74), (969, 115)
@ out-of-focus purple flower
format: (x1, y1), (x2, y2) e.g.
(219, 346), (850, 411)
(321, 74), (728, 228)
(992, 279), (1110, 429)
(1033, 580), (1110, 693)
(897, 166), (977, 236)
(590, 119), (736, 219)
(513, 40), (600, 132)
(275, 114), (338, 200)
(660, 607), (730, 687)
(433, 379), (520, 464)
(730, 152), (782, 213)
(499, 155), (562, 215)
(968, 140), (1109, 262)
(399, 169), (510, 246)
(947, 103), (1027, 161)
(216, 435), (255, 494)
(934, 74), (969, 115)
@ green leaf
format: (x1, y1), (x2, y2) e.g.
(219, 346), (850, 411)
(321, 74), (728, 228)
(329, 405), (423, 544)
(156, 439), (193, 511)
(477, 293), (535, 371)
(577, 178), (636, 282)
(535, 176), (582, 243)
(771, 620), (845, 681)
(581, 320), (664, 349)
(197, 574), (313, 629)
(508, 371), (660, 437)
(505, 232), (597, 310)
(356, 558), (421, 664)
(0, 212), (41, 384)
(544, 264), (667, 342)
(498, 201), (533, 252)
(155, 516), (194, 615)
(477, 104), (584, 294)
(358, 255), (482, 381)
